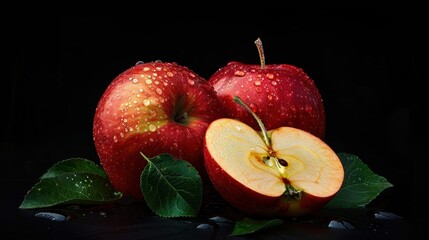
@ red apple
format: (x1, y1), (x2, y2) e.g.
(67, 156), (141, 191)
(93, 61), (224, 200)
(204, 96), (344, 217)
(208, 38), (325, 139)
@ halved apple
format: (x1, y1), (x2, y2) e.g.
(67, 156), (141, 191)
(203, 97), (344, 217)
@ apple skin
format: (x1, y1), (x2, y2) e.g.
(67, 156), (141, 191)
(208, 62), (326, 139)
(203, 118), (343, 217)
(93, 61), (225, 200)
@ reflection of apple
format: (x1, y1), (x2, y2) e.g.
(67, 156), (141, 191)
(204, 96), (343, 217)
(93, 61), (224, 200)
(208, 38), (325, 139)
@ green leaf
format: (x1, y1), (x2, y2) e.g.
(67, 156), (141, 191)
(19, 173), (122, 209)
(230, 218), (284, 237)
(325, 152), (393, 208)
(40, 157), (107, 179)
(140, 152), (203, 218)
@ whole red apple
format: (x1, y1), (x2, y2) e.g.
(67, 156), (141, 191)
(208, 38), (325, 139)
(204, 96), (343, 217)
(93, 61), (224, 200)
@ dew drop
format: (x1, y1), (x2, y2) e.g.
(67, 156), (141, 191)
(271, 81), (277, 86)
(189, 72), (196, 78)
(167, 72), (174, 77)
(188, 79), (195, 85)
(143, 99), (151, 106)
(149, 124), (157, 132)
(254, 80), (261, 86)
(156, 88), (163, 95)
(143, 67), (150, 72)
(135, 61), (144, 65)
(267, 95), (273, 100)
(234, 70), (245, 77)
(155, 67), (162, 71)
(267, 73), (274, 79)
(113, 135), (118, 142)
(132, 78), (139, 83)
(145, 79), (152, 84)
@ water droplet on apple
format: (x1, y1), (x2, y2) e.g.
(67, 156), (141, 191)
(267, 95), (273, 100)
(120, 132), (124, 138)
(155, 59), (162, 63)
(271, 81), (277, 86)
(167, 72), (174, 77)
(132, 78), (139, 83)
(146, 79), (152, 84)
(234, 126), (241, 131)
(155, 67), (162, 71)
(143, 99), (151, 106)
(254, 80), (261, 86)
(149, 124), (157, 132)
(234, 70), (245, 77)
(266, 73), (274, 79)
(156, 88), (163, 95)
(113, 135), (118, 142)
(328, 219), (355, 230)
(135, 61), (144, 65)
(188, 79), (195, 85)
(143, 67), (150, 72)
(139, 88), (144, 93)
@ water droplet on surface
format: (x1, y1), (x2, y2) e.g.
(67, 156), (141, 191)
(328, 219), (355, 230)
(35, 212), (69, 221)
(208, 216), (233, 224)
(145, 79), (152, 84)
(234, 70), (245, 77)
(196, 223), (215, 229)
(188, 79), (195, 85)
(234, 126), (241, 131)
(113, 135), (118, 143)
(156, 88), (163, 95)
(143, 67), (150, 71)
(132, 78), (139, 83)
(373, 211), (402, 220)
(266, 73), (274, 79)
(254, 80), (261, 86)
(271, 81), (277, 86)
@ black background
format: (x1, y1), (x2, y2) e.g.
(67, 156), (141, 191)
(2, 5), (423, 237)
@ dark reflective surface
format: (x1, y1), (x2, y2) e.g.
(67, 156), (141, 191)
(4, 181), (412, 240)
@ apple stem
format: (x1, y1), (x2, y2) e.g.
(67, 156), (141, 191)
(233, 96), (271, 148)
(254, 38), (266, 69)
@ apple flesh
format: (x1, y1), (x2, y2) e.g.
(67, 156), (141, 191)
(204, 117), (344, 217)
(93, 61), (224, 200)
(208, 38), (325, 139)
